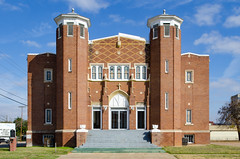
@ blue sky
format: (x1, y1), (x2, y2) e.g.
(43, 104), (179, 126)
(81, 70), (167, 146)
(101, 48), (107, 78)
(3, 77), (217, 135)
(0, 0), (240, 122)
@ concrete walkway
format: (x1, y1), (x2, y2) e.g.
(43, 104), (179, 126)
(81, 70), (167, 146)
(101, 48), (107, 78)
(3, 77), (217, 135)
(58, 153), (176, 159)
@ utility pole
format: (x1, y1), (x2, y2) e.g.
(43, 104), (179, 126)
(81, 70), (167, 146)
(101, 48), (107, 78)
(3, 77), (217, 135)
(18, 106), (26, 141)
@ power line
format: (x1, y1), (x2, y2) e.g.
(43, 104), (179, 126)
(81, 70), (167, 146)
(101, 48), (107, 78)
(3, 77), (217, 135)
(0, 93), (27, 106)
(0, 88), (27, 101)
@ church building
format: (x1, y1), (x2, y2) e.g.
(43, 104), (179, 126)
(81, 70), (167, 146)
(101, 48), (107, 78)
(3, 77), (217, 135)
(27, 10), (210, 147)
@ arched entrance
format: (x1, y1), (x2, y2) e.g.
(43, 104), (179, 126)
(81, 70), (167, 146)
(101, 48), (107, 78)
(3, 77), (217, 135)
(109, 91), (129, 129)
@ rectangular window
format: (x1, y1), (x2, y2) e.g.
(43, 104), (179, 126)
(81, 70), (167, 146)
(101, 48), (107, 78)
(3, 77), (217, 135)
(91, 65), (103, 80)
(135, 65), (147, 80)
(68, 59), (72, 72)
(98, 66), (102, 79)
(175, 24), (179, 38)
(164, 23), (170, 37)
(68, 92), (72, 109)
(58, 23), (62, 38)
(124, 66), (129, 79)
(117, 66), (122, 79)
(165, 92), (169, 110)
(186, 110), (192, 123)
(185, 70), (194, 83)
(79, 24), (85, 38)
(44, 69), (53, 82)
(165, 60), (169, 73)
(142, 66), (147, 79)
(110, 66), (115, 79)
(153, 24), (158, 39)
(136, 66), (140, 79)
(45, 109), (52, 124)
(184, 135), (194, 143)
(67, 22), (74, 36)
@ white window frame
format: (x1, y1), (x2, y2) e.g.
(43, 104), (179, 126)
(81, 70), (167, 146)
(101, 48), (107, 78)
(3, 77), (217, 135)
(79, 24), (85, 38)
(153, 24), (158, 39)
(68, 58), (72, 72)
(68, 92), (72, 109)
(108, 64), (130, 81)
(45, 109), (52, 124)
(185, 70), (194, 83)
(67, 22), (74, 36)
(44, 68), (53, 82)
(134, 64), (148, 81)
(90, 64), (104, 81)
(136, 106), (146, 130)
(165, 60), (169, 73)
(186, 109), (192, 124)
(164, 23), (170, 37)
(175, 24), (179, 39)
(92, 107), (102, 130)
(42, 134), (54, 145)
(165, 92), (169, 110)
(184, 134), (194, 143)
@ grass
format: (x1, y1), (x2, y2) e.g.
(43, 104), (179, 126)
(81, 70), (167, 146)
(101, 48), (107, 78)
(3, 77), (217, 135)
(0, 146), (73, 159)
(164, 144), (240, 159)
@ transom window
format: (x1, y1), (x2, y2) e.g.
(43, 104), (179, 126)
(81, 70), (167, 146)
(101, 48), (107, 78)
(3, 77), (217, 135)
(109, 65), (129, 80)
(91, 65), (103, 80)
(164, 23), (170, 37)
(135, 65), (147, 80)
(44, 69), (53, 82)
(185, 70), (194, 83)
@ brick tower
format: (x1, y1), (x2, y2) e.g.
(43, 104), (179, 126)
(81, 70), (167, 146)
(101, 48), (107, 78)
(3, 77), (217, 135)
(54, 9), (91, 147)
(147, 10), (183, 146)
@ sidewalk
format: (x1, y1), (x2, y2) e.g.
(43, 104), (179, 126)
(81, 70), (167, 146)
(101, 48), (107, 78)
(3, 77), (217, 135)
(58, 153), (176, 159)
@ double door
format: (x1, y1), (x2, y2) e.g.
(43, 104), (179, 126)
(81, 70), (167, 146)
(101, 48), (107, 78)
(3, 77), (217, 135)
(111, 109), (128, 129)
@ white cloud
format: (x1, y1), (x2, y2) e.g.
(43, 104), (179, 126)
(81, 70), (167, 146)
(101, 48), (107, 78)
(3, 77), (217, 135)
(210, 78), (240, 92)
(194, 4), (221, 26)
(194, 31), (240, 54)
(223, 7), (240, 28)
(47, 42), (56, 47)
(108, 14), (144, 26)
(65, 0), (109, 13)
(21, 40), (41, 48)
(30, 23), (52, 37)
(0, 0), (21, 11)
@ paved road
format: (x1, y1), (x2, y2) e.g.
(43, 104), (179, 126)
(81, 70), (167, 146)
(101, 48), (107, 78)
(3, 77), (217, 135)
(58, 153), (176, 159)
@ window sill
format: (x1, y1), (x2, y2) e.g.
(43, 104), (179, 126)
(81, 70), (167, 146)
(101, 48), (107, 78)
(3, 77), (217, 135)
(185, 123), (194, 126)
(58, 37), (62, 39)
(67, 35), (73, 37)
(164, 35), (170, 38)
(44, 123), (53, 125)
(152, 37), (158, 40)
(80, 36), (85, 39)
(185, 81), (194, 84)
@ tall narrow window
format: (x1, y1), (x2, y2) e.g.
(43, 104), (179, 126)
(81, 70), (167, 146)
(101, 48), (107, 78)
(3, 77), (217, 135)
(45, 109), (52, 124)
(110, 66), (115, 79)
(58, 23), (62, 38)
(98, 66), (102, 79)
(44, 69), (53, 82)
(68, 92), (72, 109)
(142, 66), (147, 79)
(67, 22), (73, 36)
(117, 66), (122, 79)
(79, 24), (85, 38)
(153, 24), (159, 39)
(185, 70), (194, 83)
(136, 66), (140, 79)
(124, 66), (129, 79)
(165, 60), (169, 73)
(175, 25), (179, 38)
(186, 110), (192, 123)
(92, 66), (96, 79)
(164, 23), (170, 37)
(165, 92), (169, 110)
(68, 59), (72, 72)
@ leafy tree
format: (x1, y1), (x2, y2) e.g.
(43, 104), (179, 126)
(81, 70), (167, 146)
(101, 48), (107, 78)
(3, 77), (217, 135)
(218, 102), (240, 141)
(13, 117), (27, 137)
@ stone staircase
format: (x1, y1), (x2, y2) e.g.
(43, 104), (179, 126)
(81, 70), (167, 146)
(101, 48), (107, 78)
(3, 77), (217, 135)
(79, 130), (158, 148)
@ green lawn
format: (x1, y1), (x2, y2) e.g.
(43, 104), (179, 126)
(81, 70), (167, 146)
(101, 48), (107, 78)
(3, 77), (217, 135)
(0, 147), (73, 159)
(164, 144), (240, 159)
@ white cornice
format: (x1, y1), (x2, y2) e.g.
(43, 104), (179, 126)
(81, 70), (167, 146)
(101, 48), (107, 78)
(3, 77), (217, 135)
(147, 14), (183, 28)
(91, 33), (146, 42)
(182, 52), (209, 57)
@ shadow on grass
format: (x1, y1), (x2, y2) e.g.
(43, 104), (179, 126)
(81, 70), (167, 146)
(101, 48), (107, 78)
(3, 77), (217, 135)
(0, 148), (10, 152)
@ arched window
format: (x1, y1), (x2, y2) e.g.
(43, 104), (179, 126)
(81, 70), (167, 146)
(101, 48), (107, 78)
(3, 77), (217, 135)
(117, 66), (122, 79)
(142, 66), (147, 79)
(124, 66), (129, 79)
(92, 66), (96, 79)
(98, 66), (102, 79)
(110, 66), (115, 79)
(136, 66), (140, 79)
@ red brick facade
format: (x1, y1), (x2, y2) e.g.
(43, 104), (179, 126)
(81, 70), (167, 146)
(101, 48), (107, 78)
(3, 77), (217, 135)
(27, 11), (209, 147)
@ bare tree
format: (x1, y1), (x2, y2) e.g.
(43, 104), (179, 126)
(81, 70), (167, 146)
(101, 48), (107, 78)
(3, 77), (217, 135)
(218, 102), (240, 141)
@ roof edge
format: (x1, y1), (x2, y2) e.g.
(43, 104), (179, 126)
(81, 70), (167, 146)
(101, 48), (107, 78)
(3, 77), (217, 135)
(181, 52), (209, 57)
